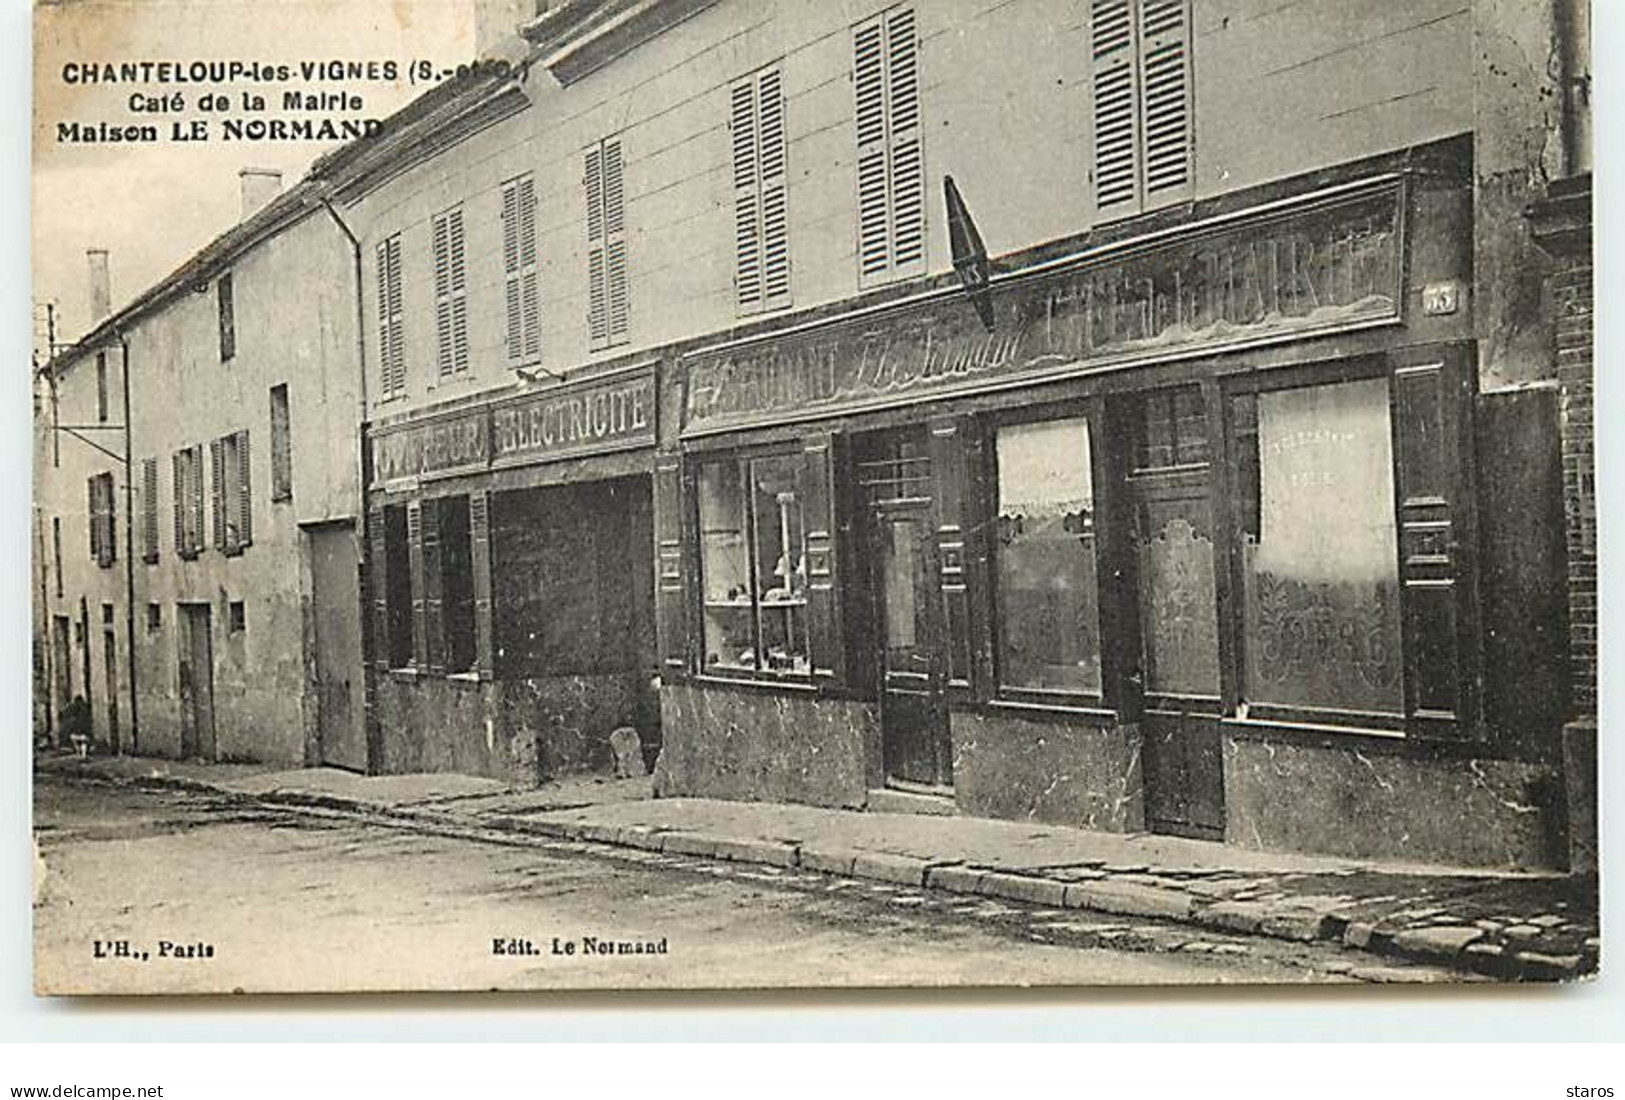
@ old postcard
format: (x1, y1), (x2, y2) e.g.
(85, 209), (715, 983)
(31, 0), (1598, 995)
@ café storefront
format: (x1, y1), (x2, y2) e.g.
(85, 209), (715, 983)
(366, 363), (660, 784)
(651, 148), (1571, 868)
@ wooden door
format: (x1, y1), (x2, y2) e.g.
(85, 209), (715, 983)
(52, 615), (72, 716)
(1126, 471), (1225, 838)
(102, 628), (120, 750)
(874, 503), (952, 790)
(178, 604), (216, 761)
(307, 522), (368, 772)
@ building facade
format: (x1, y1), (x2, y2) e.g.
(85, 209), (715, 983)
(35, 180), (367, 767)
(35, 0), (1592, 872)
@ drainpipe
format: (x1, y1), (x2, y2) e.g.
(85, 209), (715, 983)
(120, 336), (139, 752)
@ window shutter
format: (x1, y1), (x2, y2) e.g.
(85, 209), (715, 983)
(603, 140), (629, 343)
(585, 145), (608, 345)
(407, 500), (427, 668)
(1138, 0), (1191, 203)
(376, 236), (405, 396)
(854, 15), (889, 282)
(172, 452), (186, 558)
(211, 438), (226, 551)
(854, 8), (924, 287)
(1391, 348), (1482, 740)
(801, 434), (842, 681)
(368, 505), (390, 671)
(432, 209), (468, 377)
(502, 177), (541, 364)
(469, 490), (495, 680)
(885, 7), (923, 271)
(142, 458), (159, 563)
(104, 476), (115, 566)
(420, 498), (445, 675)
(732, 78), (763, 312)
(235, 429), (253, 550)
(87, 478), (99, 562)
(502, 181), (522, 361)
(653, 454), (689, 675)
(734, 68), (791, 315)
(190, 444), (206, 557)
(1091, 0), (1141, 216)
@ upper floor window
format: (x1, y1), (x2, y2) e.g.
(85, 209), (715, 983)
(732, 65), (790, 315)
(217, 272), (236, 361)
(376, 234), (406, 397)
(141, 457), (159, 564)
(585, 136), (629, 350)
(210, 429), (253, 556)
(87, 472), (116, 568)
(173, 444), (205, 559)
(854, 6), (924, 287)
(269, 383), (292, 502)
(501, 174), (542, 366)
(1090, 0), (1192, 219)
(95, 351), (109, 422)
(432, 205), (470, 377)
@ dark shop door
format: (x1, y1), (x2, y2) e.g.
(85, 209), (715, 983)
(873, 503), (952, 791)
(1126, 470), (1226, 839)
(178, 603), (217, 761)
(307, 522), (368, 772)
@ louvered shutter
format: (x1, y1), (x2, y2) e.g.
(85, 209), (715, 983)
(432, 209), (468, 376)
(885, 7), (924, 272)
(519, 177), (540, 361)
(603, 140), (629, 343)
(470, 490), (495, 680)
(211, 438), (227, 551)
(368, 505), (390, 671)
(103, 476), (115, 566)
(235, 429), (253, 550)
(449, 209), (469, 372)
(585, 144), (608, 346)
(854, 8), (924, 287)
(854, 15), (889, 282)
(87, 477), (99, 562)
(1091, 0), (1140, 216)
(733, 67), (791, 315)
(421, 498), (444, 675)
(376, 238), (400, 396)
(732, 78), (763, 312)
(1138, 0), (1191, 203)
(172, 452), (187, 558)
(190, 445), (206, 556)
(142, 458), (159, 563)
(407, 500), (427, 668)
(503, 182), (522, 360)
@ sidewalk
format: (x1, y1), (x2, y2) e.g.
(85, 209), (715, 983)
(38, 752), (1599, 982)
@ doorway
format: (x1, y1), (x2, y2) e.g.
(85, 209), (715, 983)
(306, 522), (367, 772)
(1121, 387), (1225, 839)
(858, 431), (952, 792)
(52, 615), (71, 745)
(102, 625), (120, 751)
(178, 603), (217, 760)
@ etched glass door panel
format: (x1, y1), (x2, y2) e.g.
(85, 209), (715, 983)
(1135, 500), (1221, 698)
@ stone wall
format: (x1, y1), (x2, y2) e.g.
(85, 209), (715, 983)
(654, 682), (879, 809)
(950, 711), (1143, 832)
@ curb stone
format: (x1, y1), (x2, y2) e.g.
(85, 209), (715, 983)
(41, 765), (1594, 982)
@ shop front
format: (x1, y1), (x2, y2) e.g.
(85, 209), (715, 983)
(365, 363), (659, 784)
(653, 150), (1571, 868)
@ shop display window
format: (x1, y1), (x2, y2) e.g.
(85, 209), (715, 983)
(698, 454), (810, 677)
(993, 418), (1103, 697)
(1236, 376), (1403, 717)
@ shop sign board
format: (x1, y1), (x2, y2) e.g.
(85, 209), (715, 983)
(683, 179), (1407, 435)
(370, 368), (656, 486)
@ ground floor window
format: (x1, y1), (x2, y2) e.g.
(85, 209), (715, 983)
(1234, 376), (1403, 717)
(993, 417), (1102, 697)
(697, 453), (810, 677)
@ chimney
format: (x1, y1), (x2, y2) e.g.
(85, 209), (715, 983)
(475, 0), (542, 63)
(238, 167), (283, 220)
(86, 249), (110, 325)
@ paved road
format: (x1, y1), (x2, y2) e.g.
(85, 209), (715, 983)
(33, 777), (1417, 995)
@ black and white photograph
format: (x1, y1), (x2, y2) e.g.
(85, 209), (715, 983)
(26, 0), (1604, 1004)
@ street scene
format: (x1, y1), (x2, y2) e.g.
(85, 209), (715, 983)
(32, 0), (1597, 995)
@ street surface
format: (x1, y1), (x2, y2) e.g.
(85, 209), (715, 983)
(33, 777), (1429, 994)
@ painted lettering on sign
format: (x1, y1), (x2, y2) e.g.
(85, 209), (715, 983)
(371, 371), (655, 485)
(684, 183), (1406, 433)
